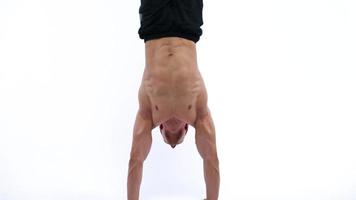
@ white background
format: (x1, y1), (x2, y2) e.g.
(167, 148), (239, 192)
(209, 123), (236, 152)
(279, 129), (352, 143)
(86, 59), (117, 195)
(1, 0), (356, 199)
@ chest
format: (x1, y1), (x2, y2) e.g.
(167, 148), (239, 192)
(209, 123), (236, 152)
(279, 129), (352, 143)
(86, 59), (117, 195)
(143, 76), (202, 126)
(148, 85), (199, 126)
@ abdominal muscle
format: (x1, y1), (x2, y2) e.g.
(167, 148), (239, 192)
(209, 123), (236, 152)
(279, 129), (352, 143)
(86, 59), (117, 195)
(140, 37), (207, 127)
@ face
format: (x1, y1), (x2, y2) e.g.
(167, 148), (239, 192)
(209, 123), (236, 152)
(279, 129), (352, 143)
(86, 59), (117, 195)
(159, 122), (188, 148)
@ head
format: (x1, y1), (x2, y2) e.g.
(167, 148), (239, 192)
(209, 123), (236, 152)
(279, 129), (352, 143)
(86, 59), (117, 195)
(159, 119), (188, 148)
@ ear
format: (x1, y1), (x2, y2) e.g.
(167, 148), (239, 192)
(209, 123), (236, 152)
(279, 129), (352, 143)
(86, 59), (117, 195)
(159, 124), (164, 134)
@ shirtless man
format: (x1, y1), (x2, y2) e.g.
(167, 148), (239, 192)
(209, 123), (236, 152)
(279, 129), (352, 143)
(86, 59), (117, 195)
(127, 0), (220, 199)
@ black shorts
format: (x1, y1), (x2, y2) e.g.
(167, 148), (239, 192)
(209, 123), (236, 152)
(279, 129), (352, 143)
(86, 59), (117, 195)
(138, 0), (204, 43)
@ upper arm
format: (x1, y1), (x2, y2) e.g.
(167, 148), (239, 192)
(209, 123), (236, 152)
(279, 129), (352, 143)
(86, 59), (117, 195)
(130, 110), (153, 162)
(194, 108), (218, 160)
(130, 87), (153, 162)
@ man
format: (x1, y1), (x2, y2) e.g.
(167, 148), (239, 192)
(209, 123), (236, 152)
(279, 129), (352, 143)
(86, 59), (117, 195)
(127, 0), (220, 199)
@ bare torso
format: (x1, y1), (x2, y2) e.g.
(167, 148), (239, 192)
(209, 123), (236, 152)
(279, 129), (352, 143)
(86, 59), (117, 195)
(138, 37), (208, 128)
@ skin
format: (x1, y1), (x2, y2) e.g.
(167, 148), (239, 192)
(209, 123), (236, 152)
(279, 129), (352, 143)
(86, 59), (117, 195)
(127, 37), (220, 200)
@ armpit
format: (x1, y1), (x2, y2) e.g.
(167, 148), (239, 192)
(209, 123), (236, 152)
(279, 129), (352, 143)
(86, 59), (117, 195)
(138, 86), (152, 120)
(195, 89), (209, 119)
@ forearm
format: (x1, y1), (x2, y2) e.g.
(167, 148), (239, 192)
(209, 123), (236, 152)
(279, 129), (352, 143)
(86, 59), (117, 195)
(203, 158), (220, 200)
(127, 158), (144, 200)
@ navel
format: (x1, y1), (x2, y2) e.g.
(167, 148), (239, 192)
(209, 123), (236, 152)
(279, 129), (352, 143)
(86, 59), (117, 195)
(188, 104), (192, 110)
(155, 105), (159, 111)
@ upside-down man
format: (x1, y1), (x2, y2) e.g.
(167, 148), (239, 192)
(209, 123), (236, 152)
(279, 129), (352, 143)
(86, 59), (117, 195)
(127, 0), (220, 199)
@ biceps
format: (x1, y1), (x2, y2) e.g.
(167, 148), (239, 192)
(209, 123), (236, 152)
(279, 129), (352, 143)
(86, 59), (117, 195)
(195, 115), (218, 160)
(196, 132), (217, 160)
(129, 111), (153, 161)
(130, 132), (152, 161)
